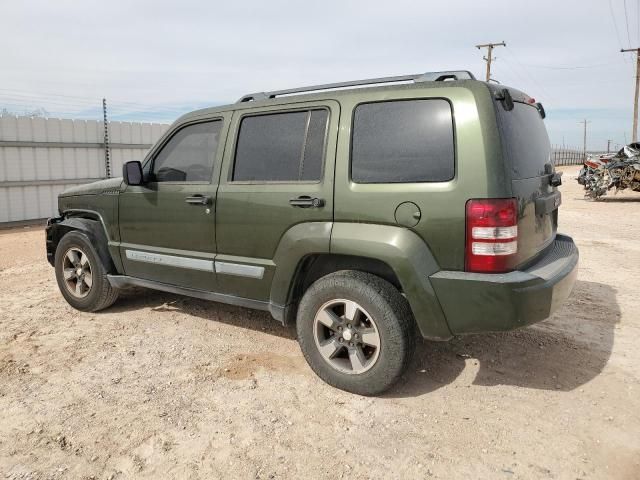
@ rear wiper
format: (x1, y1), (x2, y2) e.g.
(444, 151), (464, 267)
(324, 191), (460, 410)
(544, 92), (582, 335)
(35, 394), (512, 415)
(494, 89), (514, 111)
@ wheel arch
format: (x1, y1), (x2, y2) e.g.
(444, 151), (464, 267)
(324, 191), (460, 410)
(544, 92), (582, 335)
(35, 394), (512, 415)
(329, 223), (452, 340)
(271, 222), (453, 340)
(284, 253), (401, 305)
(47, 213), (117, 274)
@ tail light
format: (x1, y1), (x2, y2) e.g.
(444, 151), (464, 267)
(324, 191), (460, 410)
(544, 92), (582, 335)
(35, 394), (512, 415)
(465, 198), (518, 273)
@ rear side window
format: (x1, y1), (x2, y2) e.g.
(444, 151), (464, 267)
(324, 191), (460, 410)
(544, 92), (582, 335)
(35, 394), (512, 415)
(233, 109), (328, 182)
(351, 99), (455, 183)
(496, 102), (550, 179)
(152, 120), (222, 182)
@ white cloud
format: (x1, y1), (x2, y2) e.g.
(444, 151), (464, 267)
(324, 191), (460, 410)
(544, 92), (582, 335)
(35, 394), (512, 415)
(1, 0), (637, 147)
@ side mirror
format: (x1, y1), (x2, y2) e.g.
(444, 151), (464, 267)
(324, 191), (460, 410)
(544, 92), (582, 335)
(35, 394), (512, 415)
(123, 161), (144, 186)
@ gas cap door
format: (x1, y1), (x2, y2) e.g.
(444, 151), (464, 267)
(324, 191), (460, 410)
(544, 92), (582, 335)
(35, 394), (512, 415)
(394, 201), (421, 227)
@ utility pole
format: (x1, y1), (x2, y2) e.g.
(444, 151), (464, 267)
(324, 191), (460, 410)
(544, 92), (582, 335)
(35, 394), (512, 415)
(476, 41), (506, 82)
(579, 119), (591, 160)
(102, 98), (111, 178)
(621, 48), (640, 142)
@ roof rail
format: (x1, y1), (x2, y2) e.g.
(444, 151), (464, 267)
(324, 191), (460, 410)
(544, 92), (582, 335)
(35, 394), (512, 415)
(237, 70), (476, 103)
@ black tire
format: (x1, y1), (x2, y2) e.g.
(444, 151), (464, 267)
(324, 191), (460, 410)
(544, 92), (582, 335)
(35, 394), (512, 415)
(54, 230), (119, 312)
(296, 270), (416, 396)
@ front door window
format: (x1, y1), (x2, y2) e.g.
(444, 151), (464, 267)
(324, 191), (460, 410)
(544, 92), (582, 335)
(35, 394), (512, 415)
(152, 121), (222, 183)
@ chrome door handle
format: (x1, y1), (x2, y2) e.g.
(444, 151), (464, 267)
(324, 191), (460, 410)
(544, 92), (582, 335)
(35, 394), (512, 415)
(289, 196), (325, 208)
(185, 195), (212, 205)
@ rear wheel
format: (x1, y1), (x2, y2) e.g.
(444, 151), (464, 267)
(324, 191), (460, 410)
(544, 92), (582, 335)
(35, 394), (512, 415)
(296, 270), (415, 395)
(54, 231), (119, 312)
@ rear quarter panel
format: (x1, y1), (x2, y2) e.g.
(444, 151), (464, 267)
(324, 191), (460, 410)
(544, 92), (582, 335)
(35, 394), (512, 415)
(333, 82), (510, 271)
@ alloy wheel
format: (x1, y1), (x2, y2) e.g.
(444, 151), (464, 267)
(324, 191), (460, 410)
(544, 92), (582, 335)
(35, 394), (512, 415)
(313, 298), (381, 374)
(62, 247), (93, 298)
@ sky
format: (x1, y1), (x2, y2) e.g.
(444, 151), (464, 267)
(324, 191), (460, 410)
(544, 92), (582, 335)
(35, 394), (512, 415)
(1, 0), (638, 150)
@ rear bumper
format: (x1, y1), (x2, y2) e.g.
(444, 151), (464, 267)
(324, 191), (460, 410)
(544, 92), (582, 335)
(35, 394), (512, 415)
(429, 234), (578, 335)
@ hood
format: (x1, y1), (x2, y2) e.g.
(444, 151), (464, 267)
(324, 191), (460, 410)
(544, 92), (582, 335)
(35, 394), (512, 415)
(59, 177), (123, 197)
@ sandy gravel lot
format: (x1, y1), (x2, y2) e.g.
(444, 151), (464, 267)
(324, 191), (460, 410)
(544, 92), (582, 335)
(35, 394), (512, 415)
(0, 167), (639, 480)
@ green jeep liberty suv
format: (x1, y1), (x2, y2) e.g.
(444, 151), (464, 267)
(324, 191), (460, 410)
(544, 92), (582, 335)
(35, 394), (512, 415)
(46, 70), (578, 395)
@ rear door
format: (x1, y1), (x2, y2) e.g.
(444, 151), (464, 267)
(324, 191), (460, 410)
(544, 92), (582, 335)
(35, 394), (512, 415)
(495, 98), (557, 266)
(215, 101), (339, 301)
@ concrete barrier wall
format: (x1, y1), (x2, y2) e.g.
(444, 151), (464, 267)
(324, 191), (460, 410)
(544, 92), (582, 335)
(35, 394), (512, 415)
(0, 116), (169, 223)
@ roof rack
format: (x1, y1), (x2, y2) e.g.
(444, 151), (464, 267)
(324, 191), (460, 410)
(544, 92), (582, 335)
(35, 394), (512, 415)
(237, 70), (476, 103)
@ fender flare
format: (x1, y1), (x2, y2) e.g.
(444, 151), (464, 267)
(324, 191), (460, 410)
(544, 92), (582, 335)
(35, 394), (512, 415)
(330, 223), (452, 340)
(269, 222), (333, 310)
(47, 216), (116, 273)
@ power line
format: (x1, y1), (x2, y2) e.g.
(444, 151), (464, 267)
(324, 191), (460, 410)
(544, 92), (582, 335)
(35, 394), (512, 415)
(496, 56), (530, 87)
(0, 87), (209, 112)
(516, 61), (622, 70)
(0, 96), (102, 110)
(625, 0), (633, 46)
(0, 87), (101, 101)
(0, 88), (139, 107)
(502, 47), (556, 103)
(610, 0), (625, 49)
(0, 92), (183, 112)
(0, 96), (198, 115)
(0, 100), (184, 122)
(0, 92), (96, 103)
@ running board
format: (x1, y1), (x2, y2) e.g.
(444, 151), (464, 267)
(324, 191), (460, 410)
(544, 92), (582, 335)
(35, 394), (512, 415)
(107, 275), (285, 323)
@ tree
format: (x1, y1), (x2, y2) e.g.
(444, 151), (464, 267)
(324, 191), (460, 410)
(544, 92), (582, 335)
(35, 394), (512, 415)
(0, 106), (50, 117)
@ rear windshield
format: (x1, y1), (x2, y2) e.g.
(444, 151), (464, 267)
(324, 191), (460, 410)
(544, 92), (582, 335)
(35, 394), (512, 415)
(497, 101), (550, 179)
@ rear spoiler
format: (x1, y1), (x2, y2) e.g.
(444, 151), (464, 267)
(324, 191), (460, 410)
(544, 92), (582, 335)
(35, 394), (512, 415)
(493, 87), (546, 118)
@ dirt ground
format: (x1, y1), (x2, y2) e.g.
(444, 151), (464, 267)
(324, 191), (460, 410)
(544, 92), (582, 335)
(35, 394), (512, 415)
(0, 167), (639, 480)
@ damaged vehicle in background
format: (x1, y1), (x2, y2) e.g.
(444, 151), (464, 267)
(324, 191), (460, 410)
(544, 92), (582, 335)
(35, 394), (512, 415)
(579, 142), (640, 199)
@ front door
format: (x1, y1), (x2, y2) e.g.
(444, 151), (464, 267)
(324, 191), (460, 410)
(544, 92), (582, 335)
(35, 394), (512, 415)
(118, 115), (229, 291)
(215, 101), (339, 301)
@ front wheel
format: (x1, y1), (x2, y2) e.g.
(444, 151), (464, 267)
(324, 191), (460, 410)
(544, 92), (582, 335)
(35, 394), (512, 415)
(54, 230), (119, 312)
(296, 270), (416, 395)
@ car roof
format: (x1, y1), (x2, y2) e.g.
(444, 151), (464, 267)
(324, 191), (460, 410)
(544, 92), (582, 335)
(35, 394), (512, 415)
(177, 70), (489, 122)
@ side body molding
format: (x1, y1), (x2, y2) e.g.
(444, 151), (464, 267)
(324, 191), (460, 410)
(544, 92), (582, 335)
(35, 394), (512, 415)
(330, 223), (452, 340)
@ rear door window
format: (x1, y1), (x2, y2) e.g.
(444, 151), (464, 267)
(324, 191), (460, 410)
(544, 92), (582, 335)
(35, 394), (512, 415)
(496, 102), (551, 179)
(232, 109), (328, 182)
(351, 99), (455, 183)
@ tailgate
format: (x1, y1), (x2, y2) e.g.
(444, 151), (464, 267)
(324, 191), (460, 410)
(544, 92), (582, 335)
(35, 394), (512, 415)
(496, 98), (558, 266)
